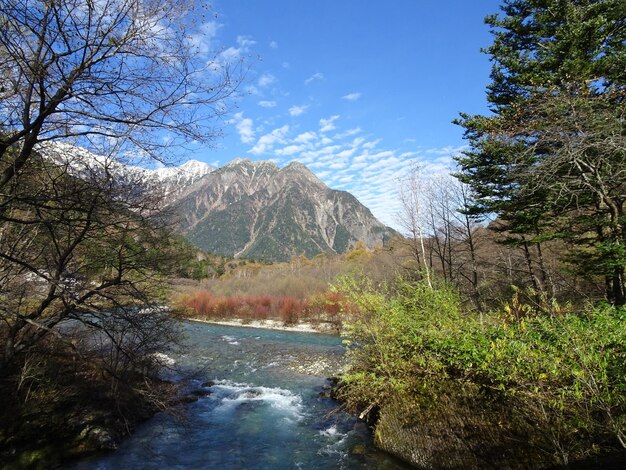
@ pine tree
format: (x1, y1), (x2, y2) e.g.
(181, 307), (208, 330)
(455, 0), (626, 304)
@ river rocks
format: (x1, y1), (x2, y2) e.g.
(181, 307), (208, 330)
(286, 353), (345, 376)
(79, 425), (118, 450)
(350, 443), (367, 455)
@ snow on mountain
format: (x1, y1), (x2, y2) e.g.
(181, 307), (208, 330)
(37, 142), (214, 204)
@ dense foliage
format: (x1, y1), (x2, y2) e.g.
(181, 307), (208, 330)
(455, 0), (626, 304)
(336, 275), (626, 465)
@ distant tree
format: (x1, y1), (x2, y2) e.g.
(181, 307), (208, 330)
(455, 0), (626, 304)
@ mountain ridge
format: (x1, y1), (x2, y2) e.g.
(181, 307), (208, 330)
(39, 143), (398, 262)
(169, 157), (398, 261)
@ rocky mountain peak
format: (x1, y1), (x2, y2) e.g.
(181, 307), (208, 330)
(171, 157), (399, 261)
(281, 160), (323, 185)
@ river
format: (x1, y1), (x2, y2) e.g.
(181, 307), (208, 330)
(69, 321), (409, 469)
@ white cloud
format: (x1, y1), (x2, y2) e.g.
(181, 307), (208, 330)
(288, 105), (308, 117)
(304, 72), (324, 85)
(275, 144), (306, 157)
(336, 148), (357, 159)
(329, 161), (348, 170)
(353, 153), (371, 164)
(258, 73), (276, 88)
(237, 36), (256, 48)
(258, 100), (277, 108)
(319, 115), (340, 133)
(218, 36), (255, 66)
(293, 131), (317, 144)
(334, 127), (362, 139)
(338, 175), (354, 183)
(425, 145), (467, 156)
(342, 92), (362, 101)
(362, 139), (381, 150)
(246, 85), (260, 95)
(352, 136), (366, 147)
(231, 112), (255, 144)
(249, 125), (290, 155)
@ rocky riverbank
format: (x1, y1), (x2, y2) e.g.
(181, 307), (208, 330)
(0, 375), (178, 469)
(331, 378), (626, 469)
(186, 317), (341, 335)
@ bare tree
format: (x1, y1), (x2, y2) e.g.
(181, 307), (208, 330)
(0, 0), (241, 189)
(397, 165), (432, 288)
(398, 167), (489, 305)
(0, 0), (239, 396)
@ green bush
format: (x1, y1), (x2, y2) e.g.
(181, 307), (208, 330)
(336, 275), (626, 463)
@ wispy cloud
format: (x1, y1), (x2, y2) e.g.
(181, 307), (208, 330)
(275, 144), (306, 156)
(258, 100), (277, 108)
(304, 72), (324, 85)
(334, 127), (361, 139)
(293, 131), (317, 144)
(187, 21), (221, 56)
(425, 145), (467, 156)
(216, 35), (256, 65)
(288, 105), (309, 117)
(249, 125), (290, 155)
(258, 73), (276, 88)
(319, 115), (340, 133)
(342, 92), (362, 101)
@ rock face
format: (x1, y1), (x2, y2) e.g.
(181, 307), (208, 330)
(367, 384), (564, 469)
(166, 158), (398, 261)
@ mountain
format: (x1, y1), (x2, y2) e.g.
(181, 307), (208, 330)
(39, 143), (398, 262)
(145, 159), (214, 204)
(39, 142), (214, 204)
(166, 158), (398, 261)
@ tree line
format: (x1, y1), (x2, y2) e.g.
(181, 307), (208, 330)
(399, 0), (625, 309)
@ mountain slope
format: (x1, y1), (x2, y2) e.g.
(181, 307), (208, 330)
(168, 158), (398, 261)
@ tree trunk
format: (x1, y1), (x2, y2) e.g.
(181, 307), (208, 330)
(613, 266), (625, 306)
(522, 240), (541, 292)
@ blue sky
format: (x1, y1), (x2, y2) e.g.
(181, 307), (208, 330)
(188, 1), (502, 229)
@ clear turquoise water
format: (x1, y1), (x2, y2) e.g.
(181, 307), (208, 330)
(70, 321), (408, 469)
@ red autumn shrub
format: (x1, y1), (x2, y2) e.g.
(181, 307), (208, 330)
(180, 291), (310, 325)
